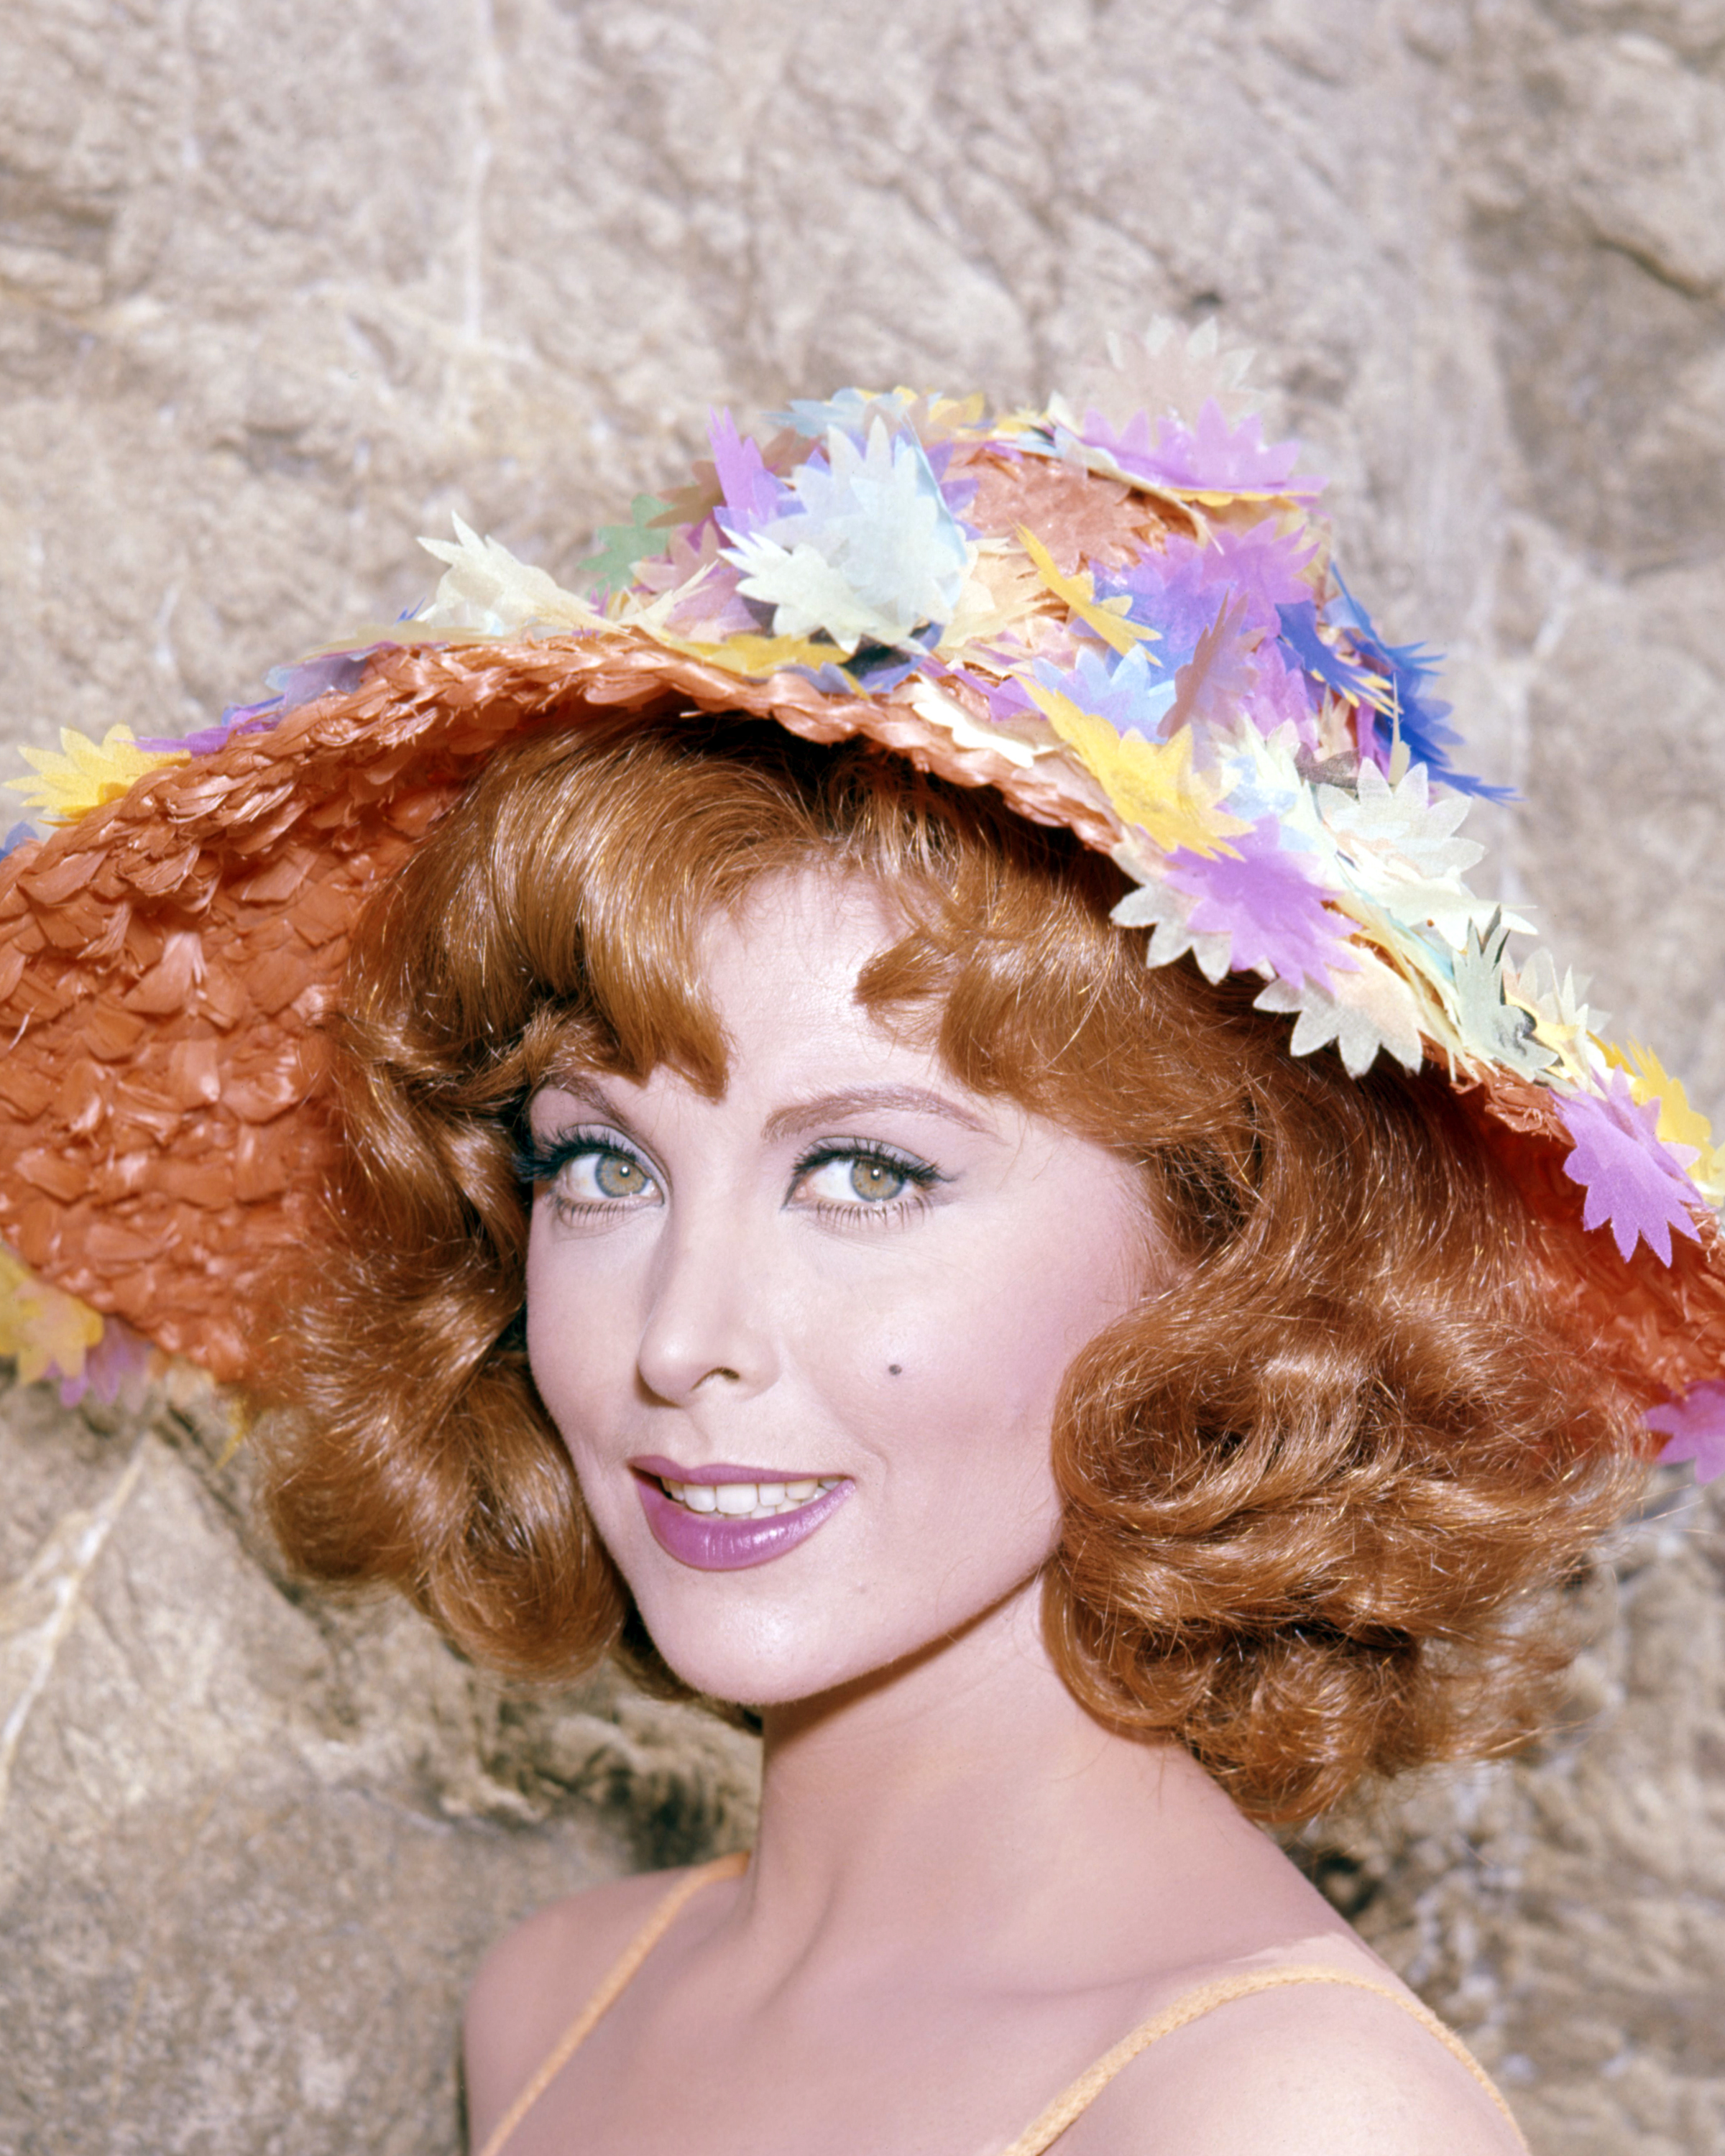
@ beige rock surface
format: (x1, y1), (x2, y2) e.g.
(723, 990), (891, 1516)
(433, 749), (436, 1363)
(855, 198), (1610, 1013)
(0, 1373), (758, 2155)
(1, 0), (1723, 2150)
(1292, 1473), (1725, 2156)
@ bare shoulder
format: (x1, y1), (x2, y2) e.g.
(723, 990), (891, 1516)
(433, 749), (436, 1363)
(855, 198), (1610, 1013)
(462, 1866), (699, 2146)
(1077, 1976), (1524, 2156)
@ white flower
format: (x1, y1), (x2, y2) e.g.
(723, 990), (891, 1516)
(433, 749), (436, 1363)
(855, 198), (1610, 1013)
(1253, 946), (1425, 1076)
(1110, 879), (1236, 983)
(1317, 760), (1526, 951)
(904, 680), (1054, 770)
(1317, 760), (1481, 880)
(722, 419), (972, 654)
(416, 517), (600, 637)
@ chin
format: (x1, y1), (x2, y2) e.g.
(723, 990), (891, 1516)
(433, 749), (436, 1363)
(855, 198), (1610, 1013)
(630, 1560), (1044, 1713)
(635, 1594), (875, 1709)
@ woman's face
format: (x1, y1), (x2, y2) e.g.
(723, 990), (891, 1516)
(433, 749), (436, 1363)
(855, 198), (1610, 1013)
(523, 870), (1155, 1706)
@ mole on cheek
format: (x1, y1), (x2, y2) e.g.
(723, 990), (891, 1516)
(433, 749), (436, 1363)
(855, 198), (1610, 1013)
(887, 1363), (903, 1376)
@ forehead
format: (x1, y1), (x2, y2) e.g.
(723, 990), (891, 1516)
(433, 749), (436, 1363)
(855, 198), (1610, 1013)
(683, 870), (931, 1094)
(533, 867), (1010, 1156)
(700, 867), (889, 989)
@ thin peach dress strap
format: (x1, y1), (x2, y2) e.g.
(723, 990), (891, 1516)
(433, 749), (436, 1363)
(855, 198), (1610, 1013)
(996, 1963), (1529, 2156)
(473, 1848), (749, 2156)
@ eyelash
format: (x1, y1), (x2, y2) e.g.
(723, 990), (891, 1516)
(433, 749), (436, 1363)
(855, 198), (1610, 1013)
(515, 1128), (945, 1227)
(791, 1141), (946, 1227)
(516, 1127), (657, 1221)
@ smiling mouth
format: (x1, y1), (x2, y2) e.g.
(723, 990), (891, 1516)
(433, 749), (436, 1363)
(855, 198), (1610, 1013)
(632, 1463), (856, 1571)
(656, 1475), (845, 1520)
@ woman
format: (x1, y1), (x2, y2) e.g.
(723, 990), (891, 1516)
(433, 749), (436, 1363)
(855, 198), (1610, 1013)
(1, 348), (1721, 2150)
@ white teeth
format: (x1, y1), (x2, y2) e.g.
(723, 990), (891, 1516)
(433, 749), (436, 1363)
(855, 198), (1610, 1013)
(660, 1475), (843, 1520)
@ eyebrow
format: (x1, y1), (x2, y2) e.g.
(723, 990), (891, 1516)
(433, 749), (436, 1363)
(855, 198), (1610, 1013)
(528, 1074), (670, 1155)
(533, 1074), (620, 1121)
(761, 1085), (988, 1142)
(530, 1075), (990, 1143)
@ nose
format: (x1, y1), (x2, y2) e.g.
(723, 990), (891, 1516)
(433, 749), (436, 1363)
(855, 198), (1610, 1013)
(634, 1208), (779, 1404)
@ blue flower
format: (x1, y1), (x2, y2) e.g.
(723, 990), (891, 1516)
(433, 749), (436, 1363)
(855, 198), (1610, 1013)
(1031, 643), (1179, 738)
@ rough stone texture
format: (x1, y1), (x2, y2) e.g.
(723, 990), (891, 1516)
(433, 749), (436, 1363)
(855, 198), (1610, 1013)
(1, 0), (1723, 2150)
(1291, 1473), (1725, 2156)
(0, 1373), (758, 2156)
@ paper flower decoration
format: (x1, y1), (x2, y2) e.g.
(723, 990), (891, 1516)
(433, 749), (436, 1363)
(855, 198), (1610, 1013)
(0, 1248), (104, 1388)
(1558, 1069), (1704, 1265)
(722, 419), (970, 654)
(1164, 819), (1357, 990)
(12, 725), (187, 821)
(1067, 397), (1313, 497)
(1645, 1381), (1725, 1484)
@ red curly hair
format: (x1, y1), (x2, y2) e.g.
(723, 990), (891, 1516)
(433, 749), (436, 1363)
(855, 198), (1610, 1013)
(261, 707), (1644, 1822)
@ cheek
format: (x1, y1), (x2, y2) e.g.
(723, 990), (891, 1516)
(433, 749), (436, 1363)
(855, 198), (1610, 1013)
(523, 1230), (625, 1451)
(909, 1220), (1123, 1422)
(801, 1260), (1085, 1517)
(884, 1189), (1147, 1519)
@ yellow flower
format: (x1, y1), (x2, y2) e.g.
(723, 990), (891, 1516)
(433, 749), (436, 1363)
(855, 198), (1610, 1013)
(0, 1249), (104, 1386)
(676, 631), (855, 680)
(1024, 680), (1246, 858)
(8, 725), (188, 823)
(1017, 528), (1155, 658)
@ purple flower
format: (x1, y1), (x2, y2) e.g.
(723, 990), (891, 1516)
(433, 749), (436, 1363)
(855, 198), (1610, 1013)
(55, 1314), (154, 1411)
(137, 704), (281, 756)
(709, 408), (790, 539)
(1557, 1069), (1703, 1266)
(975, 673), (1038, 724)
(1645, 1381), (1725, 1484)
(1209, 517), (1319, 609)
(1078, 400), (1313, 495)
(1164, 818), (1358, 989)
(136, 652), (375, 758)
(1103, 522), (1320, 678)
(1098, 543), (1228, 667)
(270, 650), (372, 711)
(1240, 641), (1319, 746)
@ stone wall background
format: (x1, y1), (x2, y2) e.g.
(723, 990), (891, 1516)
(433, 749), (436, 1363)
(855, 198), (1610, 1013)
(1, 0), (1721, 2150)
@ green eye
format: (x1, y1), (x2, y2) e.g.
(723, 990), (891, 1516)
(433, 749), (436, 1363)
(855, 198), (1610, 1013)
(848, 1156), (906, 1202)
(594, 1151), (650, 1198)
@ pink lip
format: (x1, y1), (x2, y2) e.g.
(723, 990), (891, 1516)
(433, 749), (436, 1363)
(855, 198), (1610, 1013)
(630, 1462), (853, 1572)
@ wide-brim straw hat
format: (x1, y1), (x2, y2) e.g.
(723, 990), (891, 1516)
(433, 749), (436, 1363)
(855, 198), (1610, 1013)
(2, 336), (1721, 1468)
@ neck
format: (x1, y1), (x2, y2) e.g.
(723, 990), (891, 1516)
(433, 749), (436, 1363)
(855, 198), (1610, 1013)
(742, 1573), (1256, 1971)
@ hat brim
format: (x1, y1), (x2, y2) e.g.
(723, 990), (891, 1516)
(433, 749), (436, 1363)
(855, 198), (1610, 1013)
(0, 627), (1120, 1378)
(1, 628), (1721, 1409)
